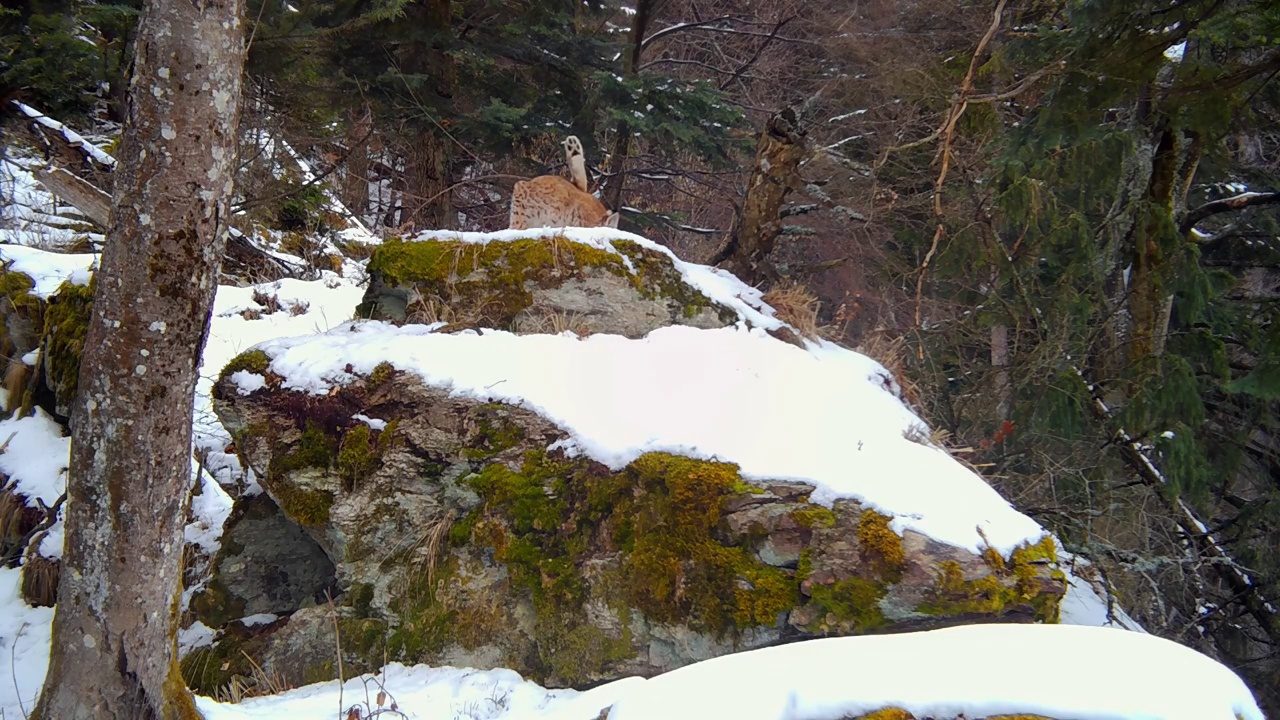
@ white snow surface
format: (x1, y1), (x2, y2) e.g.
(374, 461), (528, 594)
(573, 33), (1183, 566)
(0, 243), (96, 298)
(0, 407), (70, 507)
(195, 663), (585, 720)
(600, 624), (1263, 720)
(187, 626), (1263, 720)
(248, 319), (1044, 555)
(0, 568), (54, 719)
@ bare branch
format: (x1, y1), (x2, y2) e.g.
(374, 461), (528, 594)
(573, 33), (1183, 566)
(719, 16), (796, 91)
(641, 16), (736, 50)
(1180, 190), (1280, 235)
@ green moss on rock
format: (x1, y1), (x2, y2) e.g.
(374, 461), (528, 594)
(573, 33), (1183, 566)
(619, 454), (795, 634)
(265, 422), (337, 527)
(361, 236), (735, 329)
(219, 349), (271, 383)
(919, 536), (1062, 622)
(362, 237), (631, 327)
(337, 424), (379, 489)
(463, 447), (795, 681)
(612, 239), (738, 323)
(367, 360), (395, 389)
(465, 404), (526, 460)
(40, 279), (94, 413)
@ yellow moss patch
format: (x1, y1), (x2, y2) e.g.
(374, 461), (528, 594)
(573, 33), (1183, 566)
(855, 709), (916, 720)
(857, 510), (905, 582)
(792, 506), (837, 528)
(920, 536), (1062, 622)
(367, 360), (395, 389)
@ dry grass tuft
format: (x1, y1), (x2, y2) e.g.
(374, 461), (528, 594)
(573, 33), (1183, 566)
(515, 307), (593, 336)
(856, 326), (919, 405)
(4, 358), (28, 413)
(762, 282), (832, 340)
(406, 289), (458, 326)
(212, 650), (292, 704)
(20, 552), (59, 607)
(0, 487), (27, 561)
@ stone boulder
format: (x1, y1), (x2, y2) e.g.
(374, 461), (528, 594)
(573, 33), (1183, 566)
(357, 234), (740, 338)
(200, 354), (1065, 694)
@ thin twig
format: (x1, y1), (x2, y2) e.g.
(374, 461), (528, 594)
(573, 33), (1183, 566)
(913, 0), (1009, 347)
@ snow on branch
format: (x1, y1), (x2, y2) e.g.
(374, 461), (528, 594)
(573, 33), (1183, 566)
(1180, 190), (1280, 235)
(1080, 370), (1280, 643)
(11, 102), (117, 169)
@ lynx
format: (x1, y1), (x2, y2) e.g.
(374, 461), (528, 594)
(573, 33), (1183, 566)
(508, 135), (620, 230)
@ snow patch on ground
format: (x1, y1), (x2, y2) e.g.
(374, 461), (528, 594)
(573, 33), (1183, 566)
(0, 243), (96, 298)
(600, 624), (1262, 720)
(188, 625), (1262, 720)
(0, 568), (54, 719)
(0, 407), (70, 508)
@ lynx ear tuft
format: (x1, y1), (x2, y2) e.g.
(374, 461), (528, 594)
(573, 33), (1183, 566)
(605, 212), (620, 229)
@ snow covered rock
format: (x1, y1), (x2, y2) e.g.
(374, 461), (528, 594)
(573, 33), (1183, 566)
(358, 231), (740, 337)
(0, 246), (96, 420)
(206, 319), (1065, 692)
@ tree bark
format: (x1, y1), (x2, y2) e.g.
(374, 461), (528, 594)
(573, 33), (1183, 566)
(400, 0), (455, 231)
(32, 0), (245, 715)
(342, 103), (372, 218)
(712, 107), (807, 287)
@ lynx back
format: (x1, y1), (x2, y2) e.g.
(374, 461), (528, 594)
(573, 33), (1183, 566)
(509, 175), (619, 230)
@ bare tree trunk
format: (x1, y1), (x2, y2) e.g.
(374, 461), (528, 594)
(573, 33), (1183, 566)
(711, 107), (807, 287)
(404, 132), (452, 230)
(32, 0), (245, 715)
(342, 103), (371, 218)
(991, 323), (1011, 422)
(33, 166), (112, 227)
(600, 0), (663, 213)
(400, 0), (455, 231)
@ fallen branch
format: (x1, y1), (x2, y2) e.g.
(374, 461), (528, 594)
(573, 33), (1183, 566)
(33, 166), (112, 228)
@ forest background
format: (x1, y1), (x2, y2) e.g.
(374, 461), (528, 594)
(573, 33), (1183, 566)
(3, 0), (1279, 712)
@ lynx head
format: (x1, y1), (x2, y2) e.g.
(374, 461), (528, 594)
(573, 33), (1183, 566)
(561, 135), (584, 159)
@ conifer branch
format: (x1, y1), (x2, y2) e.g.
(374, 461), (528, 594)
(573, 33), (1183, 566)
(1081, 372), (1280, 647)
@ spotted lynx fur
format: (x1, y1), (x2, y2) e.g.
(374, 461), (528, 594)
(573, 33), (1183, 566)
(509, 135), (620, 230)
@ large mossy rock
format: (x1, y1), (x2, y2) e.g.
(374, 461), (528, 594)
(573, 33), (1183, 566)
(0, 266), (93, 419)
(203, 362), (1066, 694)
(358, 236), (739, 337)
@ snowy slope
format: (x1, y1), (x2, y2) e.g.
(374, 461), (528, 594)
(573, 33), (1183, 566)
(190, 625), (1261, 720)
(0, 226), (1249, 719)
(246, 320), (1045, 555)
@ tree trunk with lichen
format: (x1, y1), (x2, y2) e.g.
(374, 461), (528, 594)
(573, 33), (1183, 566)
(31, 0), (245, 715)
